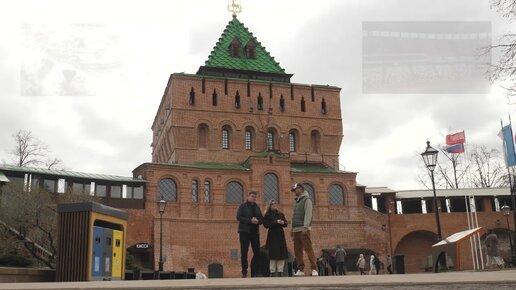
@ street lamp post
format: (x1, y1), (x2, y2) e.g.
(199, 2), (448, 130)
(421, 141), (442, 242)
(158, 199), (167, 272)
(501, 204), (516, 266)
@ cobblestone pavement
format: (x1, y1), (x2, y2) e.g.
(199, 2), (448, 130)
(1, 269), (516, 290)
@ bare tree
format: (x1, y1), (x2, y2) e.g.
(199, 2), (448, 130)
(0, 181), (98, 268)
(417, 144), (508, 189)
(8, 130), (63, 169)
(487, 0), (516, 98)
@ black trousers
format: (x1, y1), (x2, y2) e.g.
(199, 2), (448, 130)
(337, 261), (346, 275)
(239, 232), (260, 276)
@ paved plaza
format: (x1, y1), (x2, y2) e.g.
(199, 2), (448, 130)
(1, 269), (515, 290)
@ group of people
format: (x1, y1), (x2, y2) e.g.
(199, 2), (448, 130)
(236, 183), (318, 277)
(356, 254), (393, 275)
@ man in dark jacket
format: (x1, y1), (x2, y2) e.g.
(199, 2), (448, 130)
(237, 191), (263, 277)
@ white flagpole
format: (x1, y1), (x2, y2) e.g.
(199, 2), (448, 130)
(465, 195), (476, 270)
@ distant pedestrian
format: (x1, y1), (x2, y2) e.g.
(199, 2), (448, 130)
(373, 254), (381, 274)
(485, 230), (504, 269)
(335, 245), (347, 275)
(263, 199), (288, 277)
(329, 253), (337, 275)
(369, 254), (376, 275)
(386, 255), (393, 274)
(356, 254), (366, 275)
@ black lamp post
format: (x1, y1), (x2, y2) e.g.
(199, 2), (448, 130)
(158, 199), (167, 272)
(421, 141), (442, 242)
(501, 204), (516, 266)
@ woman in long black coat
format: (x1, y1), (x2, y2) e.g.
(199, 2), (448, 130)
(263, 199), (288, 277)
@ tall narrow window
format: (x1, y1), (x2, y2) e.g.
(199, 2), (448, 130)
(280, 95), (285, 112)
(191, 180), (198, 203)
(257, 93), (263, 111)
(230, 38), (241, 58)
(301, 97), (306, 112)
(267, 130), (274, 151)
(289, 131), (296, 152)
(245, 129), (253, 150)
(310, 130), (320, 153)
(245, 41), (256, 58)
(304, 183), (316, 205)
(235, 91), (241, 108)
(189, 87), (195, 105)
(204, 180), (211, 203)
(212, 89), (218, 106)
(222, 126), (231, 149)
(263, 173), (279, 204)
(198, 124), (208, 148)
(321, 98), (327, 114)
(311, 86), (315, 102)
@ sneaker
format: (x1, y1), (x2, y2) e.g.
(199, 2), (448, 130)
(311, 270), (319, 276)
(293, 270), (305, 276)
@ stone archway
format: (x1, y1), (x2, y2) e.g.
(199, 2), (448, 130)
(394, 230), (437, 273)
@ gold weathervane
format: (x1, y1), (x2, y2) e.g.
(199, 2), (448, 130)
(228, 0), (242, 17)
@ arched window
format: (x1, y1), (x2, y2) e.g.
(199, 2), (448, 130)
(189, 87), (195, 105)
(158, 178), (177, 202)
(204, 180), (211, 203)
(245, 40), (256, 59)
(289, 130), (297, 152)
(304, 183), (316, 205)
(235, 91), (241, 108)
(310, 130), (320, 153)
(328, 184), (344, 206)
(245, 128), (253, 150)
(212, 89), (218, 106)
(280, 95), (285, 112)
(222, 126), (231, 149)
(226, 181), (244, 204)
(198, 124), (209, 148)
(257, 93), (263, 111)
(267, 129), (276, 151)
(230, 38), (241, 58)
(301, 97), (306, 112)
(263, 173), (279, 204)
(321, 98), (327, 114)
(191, 180), (199, 203)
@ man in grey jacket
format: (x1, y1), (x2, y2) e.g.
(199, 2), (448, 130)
(291, 183), (318, 276)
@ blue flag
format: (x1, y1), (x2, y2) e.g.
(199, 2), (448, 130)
(499, 125), (516, 167)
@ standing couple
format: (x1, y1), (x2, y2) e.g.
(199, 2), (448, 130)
(236, 183), (318, 277)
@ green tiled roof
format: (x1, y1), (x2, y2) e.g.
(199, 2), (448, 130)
(151, 162), (250, 171)
(203, 17), (285, 74)
(0, 164), (145, 183)
(291, 164), (345, 174)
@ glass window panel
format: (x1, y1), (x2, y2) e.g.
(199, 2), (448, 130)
(111, 185), (122, 198)
(263, 173), (279, 204)
(204, 181), (211, 203)
(192, 180), (198, 203)
(133, 186), (144, 199)
(43, 179), (56, 192)
(328, 184), (344, 206)
(96, 184), (107, 197)
(158, 178), (177, 202)
(304, 184), (316, 205)
(225, 181), (243, 204)
(57, 179), (66, 193)
(72, 183), (84, 194)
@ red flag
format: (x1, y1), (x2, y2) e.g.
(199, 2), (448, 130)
(446, 131), (465, 145)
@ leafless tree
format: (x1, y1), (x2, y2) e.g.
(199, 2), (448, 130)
(417, 144), (508, 189)
(8, 130), (63, 169)
(0, 182), (98, 268)
(487, 0), (516, 98)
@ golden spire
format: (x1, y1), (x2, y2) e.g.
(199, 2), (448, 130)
(228, 0), (242, 18)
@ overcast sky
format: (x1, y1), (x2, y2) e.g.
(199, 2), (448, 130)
(0, 0), (514, 190)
